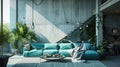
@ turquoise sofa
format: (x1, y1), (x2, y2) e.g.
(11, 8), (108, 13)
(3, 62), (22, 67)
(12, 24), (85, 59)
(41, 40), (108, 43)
(23, 43), (99, 60)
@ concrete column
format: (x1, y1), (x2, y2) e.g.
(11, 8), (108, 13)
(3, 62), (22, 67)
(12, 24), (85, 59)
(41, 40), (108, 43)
(96, 0), (103, 47)
(99, 13), (103, 46)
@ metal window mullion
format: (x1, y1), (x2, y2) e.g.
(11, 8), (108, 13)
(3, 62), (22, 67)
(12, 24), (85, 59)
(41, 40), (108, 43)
(16, 0), (18, 24)
(1, 0), (3, 35)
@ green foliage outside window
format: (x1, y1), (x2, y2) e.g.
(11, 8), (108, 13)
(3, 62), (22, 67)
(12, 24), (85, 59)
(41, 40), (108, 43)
(12, 22), (37, 53)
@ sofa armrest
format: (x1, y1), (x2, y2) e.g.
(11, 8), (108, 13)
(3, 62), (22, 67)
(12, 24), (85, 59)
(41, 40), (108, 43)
(23, 44), (30, 51)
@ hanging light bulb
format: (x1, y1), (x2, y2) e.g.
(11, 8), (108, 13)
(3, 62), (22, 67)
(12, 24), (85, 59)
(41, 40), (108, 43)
(86, 25), (88, 27)
(77, 22), (80, 25)
(66, 21), (69, 24)
(31, 22), (35, 29)
(80, 27), (82, 29)
(31, 0), (35, 29)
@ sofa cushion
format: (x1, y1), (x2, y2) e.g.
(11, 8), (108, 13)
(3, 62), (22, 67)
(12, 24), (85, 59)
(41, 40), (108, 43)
(59, 43), (73, 50)
(43, 50), (59, 55)
(59, 49), (73, 57)
(83, 50), (99, 60)
(27, 49), (43, 57)
(72, 43), (81, 48)
(44, 43), (58, 50)
(23, 51), (29, 57)
(31, 43), (44, 49)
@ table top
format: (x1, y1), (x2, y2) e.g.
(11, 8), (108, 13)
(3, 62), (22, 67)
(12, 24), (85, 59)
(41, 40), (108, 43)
(40, 54), (65, 60)
(41, 57), (64, 60)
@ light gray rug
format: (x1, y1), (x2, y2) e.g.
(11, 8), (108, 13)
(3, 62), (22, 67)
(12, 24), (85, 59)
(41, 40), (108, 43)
(7, 55), (107, 67)
(13, 61), (106, 67)
(12, 60), (106, 67)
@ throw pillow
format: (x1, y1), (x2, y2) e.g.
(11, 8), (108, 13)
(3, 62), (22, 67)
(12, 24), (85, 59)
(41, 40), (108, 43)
(72, 43), (86, 59)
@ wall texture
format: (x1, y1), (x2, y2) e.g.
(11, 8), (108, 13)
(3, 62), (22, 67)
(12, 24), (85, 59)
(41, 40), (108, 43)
(18, 0), (95, 43)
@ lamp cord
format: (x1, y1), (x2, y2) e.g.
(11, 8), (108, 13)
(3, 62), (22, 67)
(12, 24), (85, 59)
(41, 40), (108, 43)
(31, 0), (35, 29)
(33, 0), (44, 6)
(62, 0), (68, 24)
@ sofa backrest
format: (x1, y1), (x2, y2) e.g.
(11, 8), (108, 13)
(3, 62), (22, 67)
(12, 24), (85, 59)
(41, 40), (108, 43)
(84, 43), (92, 50)
(58, 43), (74, 50)
(72, 43), (81, 48)
(31, 43), (44, 49)
(30, 42), (96, 50)
(84, 43), (97, 50)
(31, 43), (59, 50)
(44, 43), (58, 50)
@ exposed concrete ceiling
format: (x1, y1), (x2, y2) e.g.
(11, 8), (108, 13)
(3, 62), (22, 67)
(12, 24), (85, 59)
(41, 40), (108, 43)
(103, 1), (120, 15)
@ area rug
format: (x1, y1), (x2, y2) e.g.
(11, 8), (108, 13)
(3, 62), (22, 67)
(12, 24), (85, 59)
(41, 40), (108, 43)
(12, 60), (106, 67)
(7, 55), (107, 67)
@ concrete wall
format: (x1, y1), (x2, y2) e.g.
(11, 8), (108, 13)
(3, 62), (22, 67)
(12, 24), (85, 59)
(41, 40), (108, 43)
(104, 15), (120, 42)
(18, 0), (95, 43)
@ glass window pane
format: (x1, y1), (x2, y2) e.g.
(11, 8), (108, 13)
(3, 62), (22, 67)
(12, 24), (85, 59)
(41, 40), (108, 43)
(3, 0), (10, 24)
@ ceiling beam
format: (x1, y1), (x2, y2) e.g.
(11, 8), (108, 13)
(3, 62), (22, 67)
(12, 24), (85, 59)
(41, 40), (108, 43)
(100, 0), (120, 11)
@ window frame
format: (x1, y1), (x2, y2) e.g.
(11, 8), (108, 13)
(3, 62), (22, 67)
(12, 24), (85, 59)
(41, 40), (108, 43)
(0, 0), (3, 35)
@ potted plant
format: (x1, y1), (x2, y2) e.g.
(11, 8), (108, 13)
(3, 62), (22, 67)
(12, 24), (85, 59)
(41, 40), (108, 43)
(86, 21), (96, 45)
(98, 44), (105, 53)
(97, 43), (107, 59)
(0, 24), (14, 55)
(12, 22), (37, 54)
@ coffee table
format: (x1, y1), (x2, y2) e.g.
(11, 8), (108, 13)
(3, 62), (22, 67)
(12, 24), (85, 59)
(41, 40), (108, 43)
(40, 54), (65, 61)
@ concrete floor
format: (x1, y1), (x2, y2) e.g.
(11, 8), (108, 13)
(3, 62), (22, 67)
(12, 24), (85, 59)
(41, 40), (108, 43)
(6, 55), (120, 67)
(100, 56), (120, 67)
